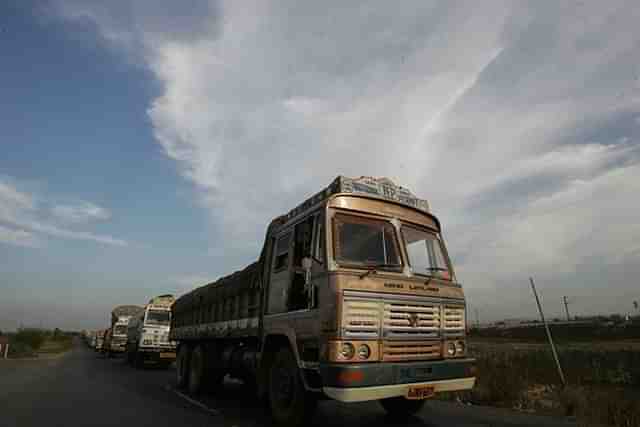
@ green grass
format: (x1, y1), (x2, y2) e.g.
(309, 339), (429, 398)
(6, 329), (74, 358)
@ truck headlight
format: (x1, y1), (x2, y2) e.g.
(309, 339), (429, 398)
(357, 344), (371, 360)
(340, 343), (355, 360)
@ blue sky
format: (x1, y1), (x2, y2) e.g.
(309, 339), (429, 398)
(2, 1), (640, 330)
(1, 2), (216, 330)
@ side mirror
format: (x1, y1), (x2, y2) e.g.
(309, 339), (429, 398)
(301, 257), (313, 271)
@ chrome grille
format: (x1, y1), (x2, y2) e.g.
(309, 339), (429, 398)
(383, 302), (440, 339)
(342, 300), (381, 338)
(443, 305), (465, 337)
(382, 341), (441, 362)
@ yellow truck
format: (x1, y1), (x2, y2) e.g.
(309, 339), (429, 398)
(170, 176), (475, 426)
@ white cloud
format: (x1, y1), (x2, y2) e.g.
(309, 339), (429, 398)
(51, 202), (111, 223)
(54, 0), (640, 318)
(0, 225), (42, 248)
(0, 178), (127, 247)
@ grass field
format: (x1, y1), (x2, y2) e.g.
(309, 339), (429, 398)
(5, 329), (74, 358)
(443, 335), (640, 427)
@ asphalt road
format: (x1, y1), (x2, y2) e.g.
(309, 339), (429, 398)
(1, 340), (577, 427)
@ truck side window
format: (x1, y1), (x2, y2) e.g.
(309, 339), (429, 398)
(273, 232), (291, 271)
(293, 216), (314, 266)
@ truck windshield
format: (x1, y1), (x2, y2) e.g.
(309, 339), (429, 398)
(114, 325), (127, 335)
(146, 310), (170, 325)
(401, 225), (451, 280)
(333, 213), (401, 268)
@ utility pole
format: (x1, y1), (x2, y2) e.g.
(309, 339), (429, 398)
(563, 296), (571, 321)
(531, 277), (566, 387)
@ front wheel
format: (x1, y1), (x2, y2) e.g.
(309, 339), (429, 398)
(268, 347), (317, 427)
(378, 396), (426, 417)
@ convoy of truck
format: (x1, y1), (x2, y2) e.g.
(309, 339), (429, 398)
(80, 176), (475, 427)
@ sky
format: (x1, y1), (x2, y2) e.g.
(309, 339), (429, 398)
(1, 1), (640, 331)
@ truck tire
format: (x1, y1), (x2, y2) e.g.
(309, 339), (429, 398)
(188, 345), (205, 395)
(176, 345), (191, 389)
(378, 397), (426, 417)
(268, 347), (317, 427)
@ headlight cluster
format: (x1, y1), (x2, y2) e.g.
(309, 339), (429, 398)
(445, 340), (466, 357)
(340, 342), (355, 359)
(330, 341), (377, 362)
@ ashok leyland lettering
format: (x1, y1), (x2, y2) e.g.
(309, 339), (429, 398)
(126, 294), (177, 368)
(170, 176), (476, 427)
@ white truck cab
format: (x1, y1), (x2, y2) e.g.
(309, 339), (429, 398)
(126, 294), (176, 367)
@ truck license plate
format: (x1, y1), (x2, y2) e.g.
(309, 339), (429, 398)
(406, 385), (435, 400)
(160, 352), (176, 358)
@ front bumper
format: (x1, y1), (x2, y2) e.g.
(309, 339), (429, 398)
(110, 343), (126, 352)
(321, 358), (476, 403)
(138, 347), (177, 362)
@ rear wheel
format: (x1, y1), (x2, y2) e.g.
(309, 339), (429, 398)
(188, 345), (205, 395)
(378, 396), (426, 417)
(268, 347), (317, 427)
(176, 345), (191, 389)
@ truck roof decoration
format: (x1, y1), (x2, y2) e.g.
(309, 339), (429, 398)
(147, 294), (175, 307)
(283, 176), (430, 222)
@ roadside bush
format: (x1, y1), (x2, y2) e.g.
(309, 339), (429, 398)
(446, 343), (640, 426)
(7, 341), (37, 358)
(12, 328), (47, 351)
(559, 386), (640, 427)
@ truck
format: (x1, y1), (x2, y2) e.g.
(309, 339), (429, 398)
(126, 294), (177, 367)
(94, 329), (105, 352)
(89, 331), (97, 348)
(106, 305), (144, 357)
(170, 176), (476, 426)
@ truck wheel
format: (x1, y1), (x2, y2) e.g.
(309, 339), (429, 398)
(378, 397), (426, 417)
(268, 347), (317, 427)
(176, 345), (191, 389)
(188, 345), (205, 395)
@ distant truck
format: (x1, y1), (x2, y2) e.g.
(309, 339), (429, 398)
(126, 294), (177, 368)
(89, 331), (97, 348)
(170, 176), (475, 427)
(94, 330), (105, 352)
(106, 305), (144, 357)
(102, 328), (113, 357)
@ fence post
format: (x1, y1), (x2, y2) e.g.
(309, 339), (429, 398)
(530, 277), (566, 387)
